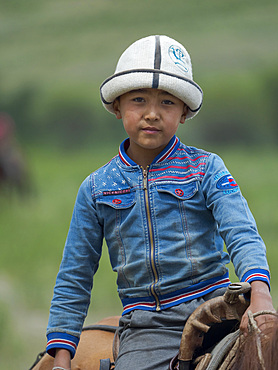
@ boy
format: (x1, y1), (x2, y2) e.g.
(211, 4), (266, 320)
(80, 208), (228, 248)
(47, 35), (274, 370)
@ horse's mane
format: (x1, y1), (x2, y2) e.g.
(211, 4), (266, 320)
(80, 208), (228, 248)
(231, 317), (278, 370)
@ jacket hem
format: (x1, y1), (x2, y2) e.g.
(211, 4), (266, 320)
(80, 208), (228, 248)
(121, 273), (231, 315)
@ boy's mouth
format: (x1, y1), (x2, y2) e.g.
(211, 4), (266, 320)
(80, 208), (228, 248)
(142, 126), (160, 134)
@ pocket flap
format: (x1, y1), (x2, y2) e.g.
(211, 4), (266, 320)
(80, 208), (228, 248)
(157, 181), (198, 200)
(96, 190), (136, 209)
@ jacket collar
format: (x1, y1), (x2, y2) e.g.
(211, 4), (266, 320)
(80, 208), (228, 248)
(119, 136), (180, 167)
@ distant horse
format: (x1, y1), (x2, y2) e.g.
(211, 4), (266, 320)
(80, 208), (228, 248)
(30, 284), (278, 370)
(0, 113), (30, 197)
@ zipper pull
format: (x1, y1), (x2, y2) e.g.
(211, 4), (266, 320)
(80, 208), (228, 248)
(142, 166), (149, 190)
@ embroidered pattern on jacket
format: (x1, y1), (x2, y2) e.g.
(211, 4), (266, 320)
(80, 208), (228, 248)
(103, 188), (131, 196)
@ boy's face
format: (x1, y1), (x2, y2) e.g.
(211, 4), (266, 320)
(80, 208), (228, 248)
(113, 88), (187, 165)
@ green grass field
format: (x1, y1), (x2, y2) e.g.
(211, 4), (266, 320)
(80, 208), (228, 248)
(1, 0), (277, 96)
(1, 144), (278, 368)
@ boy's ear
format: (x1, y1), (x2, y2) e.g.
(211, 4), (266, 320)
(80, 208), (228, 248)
(113, 99), (122, 119)
(180, 105), (188, 124)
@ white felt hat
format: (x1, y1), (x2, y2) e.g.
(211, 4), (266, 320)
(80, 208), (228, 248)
(100, 35), (203, 119)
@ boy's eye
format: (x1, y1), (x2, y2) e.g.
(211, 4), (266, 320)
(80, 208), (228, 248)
(162, 99), (174, 105)
(133, 97), (145, 102)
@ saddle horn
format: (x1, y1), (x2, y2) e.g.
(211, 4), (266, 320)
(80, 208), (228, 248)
(178, 282), (251, 370)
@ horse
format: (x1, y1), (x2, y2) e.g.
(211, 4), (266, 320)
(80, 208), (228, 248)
(29, 316), (120, 370)
(229, 313), (278, 370)
(29, 283), (278, 370)
(171, 282), (278, 370)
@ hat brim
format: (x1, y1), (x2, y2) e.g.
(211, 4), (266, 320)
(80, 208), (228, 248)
(100, 69), (203, 119)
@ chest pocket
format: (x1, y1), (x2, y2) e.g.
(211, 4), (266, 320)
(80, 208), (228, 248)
(96, 190), (136, 209)
(156, 181), (198, 200)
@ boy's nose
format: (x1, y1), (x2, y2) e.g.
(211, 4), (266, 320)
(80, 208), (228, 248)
(144, 104), (160, 121)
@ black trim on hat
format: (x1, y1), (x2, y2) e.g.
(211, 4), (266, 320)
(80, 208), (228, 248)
(100, 69), (203, 94)
(152, 35), (161, 89)
(100, 68), (203, 113)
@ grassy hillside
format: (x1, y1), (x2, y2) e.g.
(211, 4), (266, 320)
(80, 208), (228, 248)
(1, 0), (277, 94)
(1, 0), (278, 149)
(1, 0), (277, 150)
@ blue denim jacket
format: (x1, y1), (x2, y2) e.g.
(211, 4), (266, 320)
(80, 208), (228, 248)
(46, 136), (270, 357)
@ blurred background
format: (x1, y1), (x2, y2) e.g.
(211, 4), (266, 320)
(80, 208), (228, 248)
(0, 0), (277, 368)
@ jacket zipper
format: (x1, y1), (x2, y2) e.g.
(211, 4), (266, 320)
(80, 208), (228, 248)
(142, 166), (161, 311)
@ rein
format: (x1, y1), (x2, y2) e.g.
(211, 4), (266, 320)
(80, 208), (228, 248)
(246, 310), (278, 370)
(82, 324), (118, 333)
(29, 324), (119, 370)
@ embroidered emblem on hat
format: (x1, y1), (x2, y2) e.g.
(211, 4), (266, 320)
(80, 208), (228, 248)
(168, 45), (189, 73)
(175, 189), (184, 197)
(112, 199), (122, 204)
(216, 174), (238, 191)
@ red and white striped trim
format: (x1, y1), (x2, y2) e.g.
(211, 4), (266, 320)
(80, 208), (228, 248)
(244, 273), (270, 285)
(156, 136), (179, 163)
(149, 163), (206, 172)
(122, 277), (230, 314)
(47, 338), (77, 351)
(119, 150), (131, 166)
(148, 172), (205, 182)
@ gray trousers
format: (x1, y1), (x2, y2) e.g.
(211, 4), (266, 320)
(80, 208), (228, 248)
(115, 288), (226, 370)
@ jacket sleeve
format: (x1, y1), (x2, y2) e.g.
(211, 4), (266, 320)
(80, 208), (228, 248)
(201, 153), (270, 288)
(46, 174), (104, 358)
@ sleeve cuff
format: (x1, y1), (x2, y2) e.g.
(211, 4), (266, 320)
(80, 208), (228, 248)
(46, 332), (80, 358)
(241, 268), (270, 290)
